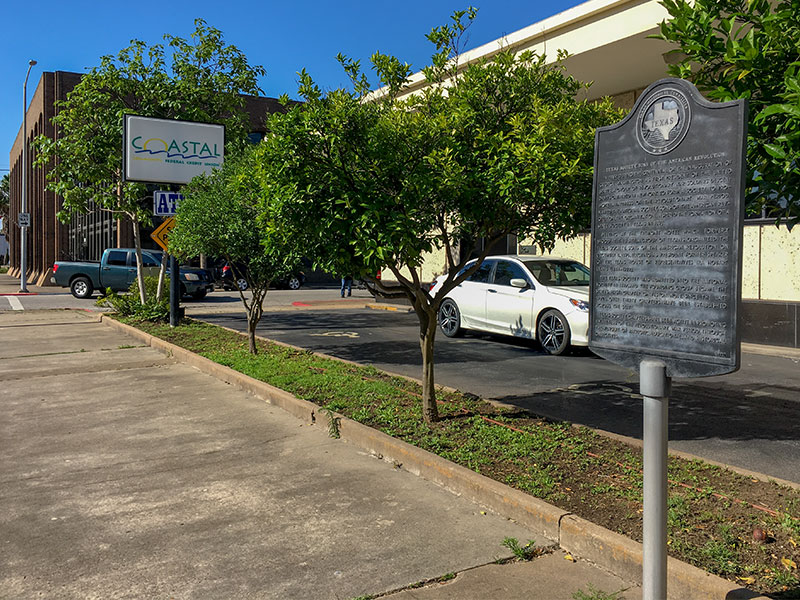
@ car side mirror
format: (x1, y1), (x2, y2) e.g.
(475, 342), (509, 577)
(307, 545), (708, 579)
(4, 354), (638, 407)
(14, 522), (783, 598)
(510, 278), (529, 289)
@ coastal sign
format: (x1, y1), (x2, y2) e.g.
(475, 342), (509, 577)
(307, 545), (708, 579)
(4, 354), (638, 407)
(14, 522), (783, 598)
(588, 78), (748, 378)
(123, 115), (224, 185)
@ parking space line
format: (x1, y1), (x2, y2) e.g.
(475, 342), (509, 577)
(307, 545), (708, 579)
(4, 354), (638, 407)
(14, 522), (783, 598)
(7, 296), (24, 311)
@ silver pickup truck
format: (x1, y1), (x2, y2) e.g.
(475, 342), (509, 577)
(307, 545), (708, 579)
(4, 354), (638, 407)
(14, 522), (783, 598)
(51, 248), (215, 300)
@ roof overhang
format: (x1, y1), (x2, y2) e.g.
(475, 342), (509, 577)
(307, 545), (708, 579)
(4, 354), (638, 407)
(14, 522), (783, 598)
(387, 0), (678, 103)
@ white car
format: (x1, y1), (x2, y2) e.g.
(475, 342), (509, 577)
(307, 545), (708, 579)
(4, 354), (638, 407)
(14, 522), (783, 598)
(429, 255), (590, 355)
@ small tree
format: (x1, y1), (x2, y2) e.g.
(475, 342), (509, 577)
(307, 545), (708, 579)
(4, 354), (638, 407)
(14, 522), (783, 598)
(264, 10), (621, 423)
(34, 20), (265, 302)
(657, 0), (800, 226)
(170, 147), (301, 354)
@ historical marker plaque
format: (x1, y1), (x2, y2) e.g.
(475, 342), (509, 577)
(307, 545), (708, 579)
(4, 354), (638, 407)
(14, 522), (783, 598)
(589, 78), (748, 378)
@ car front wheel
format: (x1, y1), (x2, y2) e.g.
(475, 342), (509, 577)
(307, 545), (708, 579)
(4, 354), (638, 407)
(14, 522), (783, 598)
(70, 276), (93, 299)
(287, 276), (302, 290)
(537, 309), (570, 355)
(237, 278), (248, 291)
(439, 299), (463, 338)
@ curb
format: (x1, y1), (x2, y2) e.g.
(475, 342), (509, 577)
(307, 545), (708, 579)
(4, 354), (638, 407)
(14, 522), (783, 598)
(366, 302), (413, 313)
(741, 342), (800, 360)
(99, 314), (766, 600)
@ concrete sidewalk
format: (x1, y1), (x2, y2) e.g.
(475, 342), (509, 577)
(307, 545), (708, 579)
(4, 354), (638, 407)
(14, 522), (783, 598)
(0, 270), (51, 295)
(0, 310), (640, 599)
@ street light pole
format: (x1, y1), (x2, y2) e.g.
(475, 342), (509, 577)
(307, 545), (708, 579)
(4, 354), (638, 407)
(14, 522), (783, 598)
(20, 59), (37, 293)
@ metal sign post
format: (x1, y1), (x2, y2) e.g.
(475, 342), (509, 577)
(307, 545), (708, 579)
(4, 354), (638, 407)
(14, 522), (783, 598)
(169, 253), (180, 327)
(641, 360), (671, 599)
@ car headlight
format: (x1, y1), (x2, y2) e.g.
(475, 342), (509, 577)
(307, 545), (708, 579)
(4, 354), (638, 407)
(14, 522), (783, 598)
(182, 273), (200, 281)
(569, 298), (589, 311)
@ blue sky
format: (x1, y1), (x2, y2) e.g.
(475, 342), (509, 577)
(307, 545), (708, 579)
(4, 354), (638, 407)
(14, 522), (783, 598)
(1, 0), (586, 171)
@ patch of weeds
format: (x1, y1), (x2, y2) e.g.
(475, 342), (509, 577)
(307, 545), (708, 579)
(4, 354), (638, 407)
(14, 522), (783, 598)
(505, 469), (558, 498)
(699, 525), (740, 576)
(572, 585), (627, 600)
(321, 408), (341, 439)
(502, 537), (538, 561)
(780, 513), (800, 538)
(590, 483), (615, 496)
(97, 276), (169, 321)
(766, 565), (800, 588)
(667, 496), (690, 531)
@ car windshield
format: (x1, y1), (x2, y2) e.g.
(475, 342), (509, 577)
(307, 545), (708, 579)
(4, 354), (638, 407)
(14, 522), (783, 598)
(523, 260), (590, 287)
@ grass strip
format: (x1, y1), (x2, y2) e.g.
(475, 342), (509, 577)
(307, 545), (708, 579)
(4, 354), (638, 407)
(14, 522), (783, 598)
(122, 316), (800, 597)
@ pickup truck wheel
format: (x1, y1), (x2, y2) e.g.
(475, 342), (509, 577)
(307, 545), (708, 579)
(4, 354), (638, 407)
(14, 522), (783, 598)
(70, 276), (94, 299)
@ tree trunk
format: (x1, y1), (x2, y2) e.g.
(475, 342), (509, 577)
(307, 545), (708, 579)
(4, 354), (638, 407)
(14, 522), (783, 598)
(156, 250), (168, 301)
(245, 286), (266, 355)
(131, 219), (147, 304)
(418, 307), (440, 423)
(247, 317), (258, 354)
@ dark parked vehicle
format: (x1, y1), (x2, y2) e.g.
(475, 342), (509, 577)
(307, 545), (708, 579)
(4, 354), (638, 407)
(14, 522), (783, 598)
(52, 248), (215, 300)
(217, 261), (305, 291)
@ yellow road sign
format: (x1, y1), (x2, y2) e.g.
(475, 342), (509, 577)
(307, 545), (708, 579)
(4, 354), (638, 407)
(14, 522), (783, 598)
(151, 217), (176, 251)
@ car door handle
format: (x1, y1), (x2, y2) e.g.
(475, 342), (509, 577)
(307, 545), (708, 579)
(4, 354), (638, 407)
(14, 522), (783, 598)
(488, 289), (497, 293)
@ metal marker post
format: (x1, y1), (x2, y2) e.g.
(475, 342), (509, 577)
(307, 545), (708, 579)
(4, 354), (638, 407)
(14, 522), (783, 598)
(641, 359), (671, 600)
(169, 253), (180, 327)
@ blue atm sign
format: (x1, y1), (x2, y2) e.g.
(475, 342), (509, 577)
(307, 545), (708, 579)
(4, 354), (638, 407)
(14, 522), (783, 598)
(153, 191), (183, 216)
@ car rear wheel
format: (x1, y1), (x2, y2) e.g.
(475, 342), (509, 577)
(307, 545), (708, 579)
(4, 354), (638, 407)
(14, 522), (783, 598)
(70, 276), (93, 299)
(287, 276), (301, 290)
(537, 309), (570, 355)
(439, 299), (463, 338)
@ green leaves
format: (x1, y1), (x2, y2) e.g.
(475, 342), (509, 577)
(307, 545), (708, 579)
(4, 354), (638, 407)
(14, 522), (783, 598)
(257, 8), (622, 420)
(657, 0), (800, 226)
(262, 11), (624, 287)
(171, 145), (302, 293)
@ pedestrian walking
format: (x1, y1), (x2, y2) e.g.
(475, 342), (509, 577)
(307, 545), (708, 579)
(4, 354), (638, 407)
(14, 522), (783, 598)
(341, 275), (353, 297)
